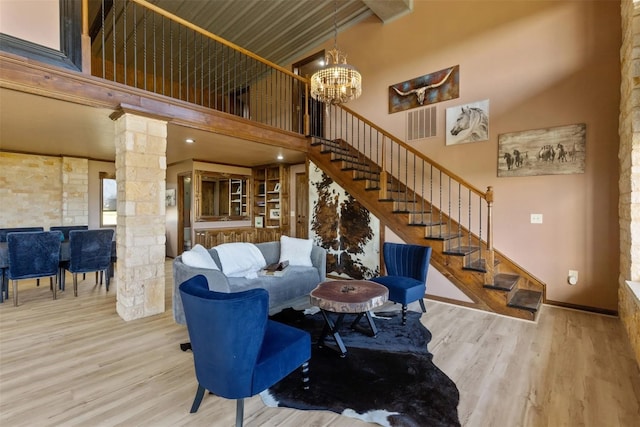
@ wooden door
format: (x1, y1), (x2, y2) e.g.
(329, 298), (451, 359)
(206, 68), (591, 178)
(295, 172), (309, 238)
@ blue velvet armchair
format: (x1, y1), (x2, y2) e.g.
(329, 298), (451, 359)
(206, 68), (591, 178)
(371, 242), (432, 325)
(7, 230), (62, 306)
(179, 274), (311, 427)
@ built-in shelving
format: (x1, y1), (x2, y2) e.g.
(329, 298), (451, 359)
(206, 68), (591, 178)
(253, 164), (289, 230)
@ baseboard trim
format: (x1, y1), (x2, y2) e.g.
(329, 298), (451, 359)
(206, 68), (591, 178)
(425, 294), (479, 309)
(545, 299), (618, 316)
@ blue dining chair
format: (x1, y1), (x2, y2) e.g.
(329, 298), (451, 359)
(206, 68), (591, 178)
(50, 226), (89, 287)
(0, 227), (45, 303)
(370, 242), (432, 325)
(50, 225), (88, 240)
(179, 275), (311, 427)
(7, 230), (62, 306)
(60, 229), (115, 296)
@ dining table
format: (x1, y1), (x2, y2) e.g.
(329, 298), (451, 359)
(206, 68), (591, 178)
(0, 240), (116, 301)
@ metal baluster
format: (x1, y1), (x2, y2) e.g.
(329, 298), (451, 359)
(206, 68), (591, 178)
(133, 3), (137, 88)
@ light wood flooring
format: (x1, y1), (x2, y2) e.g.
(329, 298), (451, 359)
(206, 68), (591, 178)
(1, 260), (639, 427)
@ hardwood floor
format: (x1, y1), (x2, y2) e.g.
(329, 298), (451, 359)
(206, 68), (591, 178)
(1, 260), (639, 426)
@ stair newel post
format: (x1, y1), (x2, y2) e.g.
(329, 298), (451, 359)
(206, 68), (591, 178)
(484, 186), (495, 285)
(379, 136), (388, 199)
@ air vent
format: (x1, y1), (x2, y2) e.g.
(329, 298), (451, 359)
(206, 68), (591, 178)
(407, 106), (437, 141)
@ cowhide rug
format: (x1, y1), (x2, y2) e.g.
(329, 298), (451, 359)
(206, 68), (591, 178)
(260, 308), (460, 427)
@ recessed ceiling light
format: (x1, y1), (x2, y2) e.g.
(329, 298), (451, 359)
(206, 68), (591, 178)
(276, 154), (284, 160)
(185, 138), (195, 144)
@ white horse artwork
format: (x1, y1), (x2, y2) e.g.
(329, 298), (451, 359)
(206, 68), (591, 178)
(446, 99), (490, 145)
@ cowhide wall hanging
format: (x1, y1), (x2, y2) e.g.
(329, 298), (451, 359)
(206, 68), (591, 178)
(309, 161), (380, 280)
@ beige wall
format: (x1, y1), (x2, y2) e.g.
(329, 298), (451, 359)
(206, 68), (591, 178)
(0, 0), (60, 50)
(293, 0), (622, 312)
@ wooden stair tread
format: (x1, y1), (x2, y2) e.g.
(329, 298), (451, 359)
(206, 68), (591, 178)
(463, 258), (487, 273)
(484, 273), (519, 291)
(508, 289), (542, 312)
(425, 232), (461, 241)
(444, 245), (479, 256)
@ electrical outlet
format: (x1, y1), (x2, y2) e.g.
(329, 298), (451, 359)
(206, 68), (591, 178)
(530, 213), (543, 224)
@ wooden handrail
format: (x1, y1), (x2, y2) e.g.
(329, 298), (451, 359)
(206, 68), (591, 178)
(131, 0), (308, 85)
(339, 104), (489, 199)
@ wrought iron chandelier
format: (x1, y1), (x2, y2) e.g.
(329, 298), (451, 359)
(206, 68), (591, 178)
(310, 2), (362, 105)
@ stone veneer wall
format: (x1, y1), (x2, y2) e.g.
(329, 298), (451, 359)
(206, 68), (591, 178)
(113, 113), (166, 321)
(619, 0), (640, 368)
(61, 157), (89, 225)
(0, 153), (88, 227)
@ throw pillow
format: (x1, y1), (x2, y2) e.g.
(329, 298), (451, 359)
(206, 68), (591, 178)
(279, 235), (313, 267)
(215, 242), (266, 278)
(181, 244), (219, 270)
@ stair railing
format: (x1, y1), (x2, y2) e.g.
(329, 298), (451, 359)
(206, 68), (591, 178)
(86, 0), (310, 135)
(310, 102), (495, 284)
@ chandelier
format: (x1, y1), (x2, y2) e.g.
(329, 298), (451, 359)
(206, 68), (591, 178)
(310, 2), (362, 105)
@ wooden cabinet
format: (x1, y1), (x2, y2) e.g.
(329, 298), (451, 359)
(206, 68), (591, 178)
(193, 171), (250, 221)
(253, 164), (289, 231)
(194, 227), (281, 247)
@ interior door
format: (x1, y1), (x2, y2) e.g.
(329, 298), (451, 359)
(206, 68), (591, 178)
(295, 172), (309, 238)
(178, 173), (192, 254)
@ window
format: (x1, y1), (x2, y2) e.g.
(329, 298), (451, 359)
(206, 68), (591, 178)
(100, 173), (117, 226)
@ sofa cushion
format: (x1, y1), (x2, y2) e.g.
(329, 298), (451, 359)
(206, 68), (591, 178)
(228, 265), (321, 301)
(181, 244), (219, 270)
(279, 235), (313, 267)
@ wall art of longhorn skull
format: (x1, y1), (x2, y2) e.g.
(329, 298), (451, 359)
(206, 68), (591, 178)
(388, 65), (460, 114)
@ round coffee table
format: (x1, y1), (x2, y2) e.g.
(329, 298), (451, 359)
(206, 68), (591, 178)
(309, 280), (388, 357)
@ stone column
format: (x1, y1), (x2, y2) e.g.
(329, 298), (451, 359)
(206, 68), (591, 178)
(619, 0), (640, 367)
(112, 112), (167, 321)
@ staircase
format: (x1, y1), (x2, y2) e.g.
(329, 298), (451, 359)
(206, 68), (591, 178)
(307, 105), (544, 321)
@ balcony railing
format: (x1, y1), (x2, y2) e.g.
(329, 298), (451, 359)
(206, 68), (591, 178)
(89, 0), (308, 134)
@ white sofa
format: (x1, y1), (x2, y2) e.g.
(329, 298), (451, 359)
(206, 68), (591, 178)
(172, 240), (327, 324)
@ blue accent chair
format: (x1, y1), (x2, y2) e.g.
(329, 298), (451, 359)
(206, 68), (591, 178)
(7, 231), (62, 306)
(179, 275), (311, 427)
(60, 229), (115, 296)
(370, 242), (432, 325)
(1, 227), (45, 303)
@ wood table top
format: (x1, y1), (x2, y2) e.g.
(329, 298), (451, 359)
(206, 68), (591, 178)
(309, 280), (388, 313)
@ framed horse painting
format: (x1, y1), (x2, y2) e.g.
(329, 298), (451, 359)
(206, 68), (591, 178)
(445, 99), (490, 145)
(497, 123), (586, 177)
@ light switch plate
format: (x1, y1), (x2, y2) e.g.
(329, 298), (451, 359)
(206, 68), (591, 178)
(530, 213), (543, 224)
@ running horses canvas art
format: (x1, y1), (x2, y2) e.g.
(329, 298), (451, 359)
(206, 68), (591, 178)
(446, 99), (490, 145)
(497, 123), (586, 177)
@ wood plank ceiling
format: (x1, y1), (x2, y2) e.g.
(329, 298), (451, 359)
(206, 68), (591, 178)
(145, 0), (412, 66)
